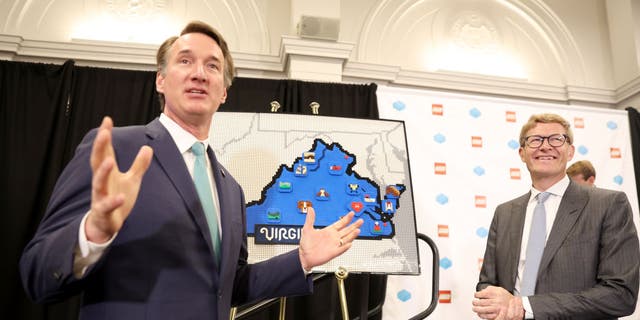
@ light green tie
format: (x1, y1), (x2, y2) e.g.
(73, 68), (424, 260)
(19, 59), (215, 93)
(191, 142), (221, 264)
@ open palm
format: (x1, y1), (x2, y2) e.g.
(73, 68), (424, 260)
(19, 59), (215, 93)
(298, 207), (363, 271)
(86, 117), (153, 243)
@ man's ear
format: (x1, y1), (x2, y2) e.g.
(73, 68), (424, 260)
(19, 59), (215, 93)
(567, 144), (575, 160)
(587, 176), (596, 185)
(156, 71), (165, 94)
(220, 87), (228, 104)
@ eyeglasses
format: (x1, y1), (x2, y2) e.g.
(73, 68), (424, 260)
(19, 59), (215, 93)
(523, 134), (569, 148)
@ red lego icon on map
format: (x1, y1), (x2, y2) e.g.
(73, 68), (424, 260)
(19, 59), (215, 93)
(350, 201), (363, 213)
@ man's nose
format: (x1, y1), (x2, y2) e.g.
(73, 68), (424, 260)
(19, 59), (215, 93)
(192, 64), (206, 81)
(539, 137), (553, 148)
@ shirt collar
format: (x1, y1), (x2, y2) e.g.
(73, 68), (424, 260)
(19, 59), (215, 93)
(159, 113), (209, 154)
(530, 175), (570, 201)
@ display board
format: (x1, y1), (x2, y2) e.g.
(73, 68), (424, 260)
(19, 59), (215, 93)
(209, 112), (420, 274)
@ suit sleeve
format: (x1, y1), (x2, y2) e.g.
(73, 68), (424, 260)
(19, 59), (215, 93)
(529, 191), (640, 319)
(19, 130), (98, 303)
(477, 204), (503, 292)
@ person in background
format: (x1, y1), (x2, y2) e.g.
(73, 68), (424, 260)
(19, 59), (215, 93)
(566, 159), (596, 187)
(472, 113), (639, 320)
(20, 20), (363, 320)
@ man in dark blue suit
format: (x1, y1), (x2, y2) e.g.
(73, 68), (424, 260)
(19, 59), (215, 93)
(20, 21), (363, 319)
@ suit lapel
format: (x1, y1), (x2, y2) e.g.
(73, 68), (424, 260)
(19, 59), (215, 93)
(538, 182), (588, 274)
(145, 119), (217, 260)
(507, 194), (529, 290)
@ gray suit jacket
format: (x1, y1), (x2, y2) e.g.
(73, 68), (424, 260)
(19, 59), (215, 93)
(477, 181), (639, 319)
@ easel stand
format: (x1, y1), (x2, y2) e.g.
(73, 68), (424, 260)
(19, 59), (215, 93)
(230, 233), (438, 320)
(335, 266), (350, 320)
(229, 297), (287, 320)
(278, 297), (287, 320)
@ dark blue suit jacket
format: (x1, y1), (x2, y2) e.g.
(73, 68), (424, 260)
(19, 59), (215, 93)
(20, 118), (313, 319)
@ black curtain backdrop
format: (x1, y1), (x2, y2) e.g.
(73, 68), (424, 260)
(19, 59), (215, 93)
(2, 60), (76, 319)
(2, 60), (161, 319)
(64, 65), (161, 163)
(626, 107), (640, 206)
(2, 59), (384, 319)
(221, 77), (379, 119)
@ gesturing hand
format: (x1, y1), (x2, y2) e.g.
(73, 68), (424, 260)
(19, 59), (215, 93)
(298, 207), (364, 272)
(85, 117), (153, 243)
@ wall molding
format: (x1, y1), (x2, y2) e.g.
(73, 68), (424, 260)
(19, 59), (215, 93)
(0, 35), (632, 108)
(617, 76), (640, 102)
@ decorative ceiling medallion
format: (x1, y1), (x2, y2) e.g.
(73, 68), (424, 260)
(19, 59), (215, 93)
(450, 12), (499, 52)
(101, 0), (169, 20)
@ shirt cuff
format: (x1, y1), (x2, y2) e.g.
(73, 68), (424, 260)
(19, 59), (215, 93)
(522, 296), (534, 319)
(73, 212), (116, 278)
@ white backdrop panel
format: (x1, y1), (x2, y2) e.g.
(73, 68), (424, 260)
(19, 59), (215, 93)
(377, 85), (640, 320)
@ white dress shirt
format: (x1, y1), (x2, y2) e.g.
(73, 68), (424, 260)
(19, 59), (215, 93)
(517, 175), (570, 318)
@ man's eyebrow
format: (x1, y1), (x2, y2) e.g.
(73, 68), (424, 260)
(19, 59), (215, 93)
(176, 49), (193, 56)
(175, 49), (222, 63)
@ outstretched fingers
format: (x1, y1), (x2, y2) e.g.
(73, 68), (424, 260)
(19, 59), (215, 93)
(128, 145), (153, 179)
(341, 213), (363, 231)
(298, 207), (365, 270)
(332, 212), (364, 238)
(92, 155), (116, 200)
(91, 156), (125, 220)
(332, 212), (363, 252)
(333, 211), (355, 229)
(91, 117), (115, 171)
(340, 224), (362, 245)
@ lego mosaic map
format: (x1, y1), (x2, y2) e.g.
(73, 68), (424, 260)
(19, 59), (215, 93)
(210, 112), (419, 274)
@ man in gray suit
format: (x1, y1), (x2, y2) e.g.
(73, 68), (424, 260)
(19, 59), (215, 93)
(472, 113), (639, 319)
